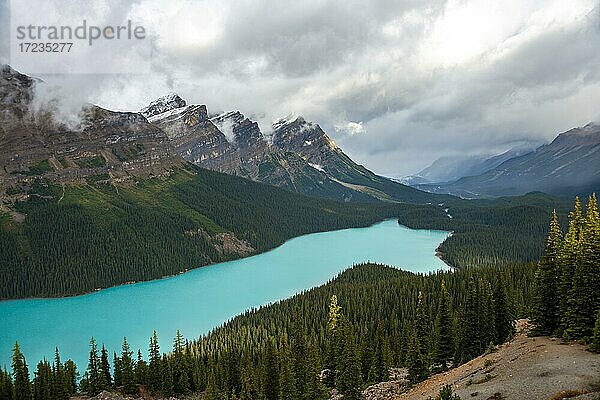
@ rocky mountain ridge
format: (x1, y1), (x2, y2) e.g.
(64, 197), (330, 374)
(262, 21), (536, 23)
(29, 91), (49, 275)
(419, 123), (600, 197)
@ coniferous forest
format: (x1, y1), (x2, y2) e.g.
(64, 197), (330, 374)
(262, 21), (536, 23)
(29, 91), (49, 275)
(1, 261), (532, 400)
(1, 194), (597, 400)
(0, 164), (571, 300)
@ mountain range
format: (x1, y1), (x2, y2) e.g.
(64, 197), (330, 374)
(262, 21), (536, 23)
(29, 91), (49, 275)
(412, 124), (600, 198)
(401, 141), (542, 185)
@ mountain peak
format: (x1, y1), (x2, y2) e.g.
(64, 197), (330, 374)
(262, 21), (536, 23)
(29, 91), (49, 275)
(551, 122), (600, 147)
(140, 93), (187, 119)
(272, 113), (305, 131)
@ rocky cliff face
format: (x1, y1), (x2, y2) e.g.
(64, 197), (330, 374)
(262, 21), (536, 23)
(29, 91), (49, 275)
(142, 96), (376, 202)
(0, 72), (183, 206)
(1, 66), (435, 206)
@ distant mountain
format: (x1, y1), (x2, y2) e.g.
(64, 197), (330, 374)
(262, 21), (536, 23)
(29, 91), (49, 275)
(420, 124), (600, 197)
(404, 142), (542, 185)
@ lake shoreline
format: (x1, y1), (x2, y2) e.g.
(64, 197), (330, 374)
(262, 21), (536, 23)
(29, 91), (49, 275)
(0, 219), (450, 370)
(0, 218), (453, 303)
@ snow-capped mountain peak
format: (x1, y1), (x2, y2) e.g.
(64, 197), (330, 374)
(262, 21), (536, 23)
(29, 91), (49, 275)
(140, 93), (187, 119)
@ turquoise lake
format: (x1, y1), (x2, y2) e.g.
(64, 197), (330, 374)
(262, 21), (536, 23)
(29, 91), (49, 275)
(0, 219), (449, 370)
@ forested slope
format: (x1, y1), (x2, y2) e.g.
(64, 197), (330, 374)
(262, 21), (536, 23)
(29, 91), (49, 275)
(0, 165), (401, 299)
(1, 262), (535, 400)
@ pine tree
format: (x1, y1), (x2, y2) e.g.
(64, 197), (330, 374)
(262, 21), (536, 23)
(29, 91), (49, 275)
(560, 197), (585, 337)
(99, 346), (111, 390)
(32, 360), (51, 400)
(433, 281), (453, 370)
(336, 322), (361, 400)
(414, 291), (430, 362)
(290, 311), (310, 399)
(532, 210), (562, 334)
(50, 348), (67, 400)
(325, 294), (342, 377)
(278, 338), (296, 400)
(406, 328), (428, 383)
(85, 338), (101, 396)
(0, 367), (14, 400)
(492, 280), (513, 344)
(134, 351), (148, 386)
(63, 360), (77, 396)
(304, 344), (327, 400)
(120, 338), (136, 394)
(147, 331), (161, 392)
(11, 342), (31, 400)
(112, 352), (121, 389)
(262, 340), (279, 400)
(368, 320), (386, 383)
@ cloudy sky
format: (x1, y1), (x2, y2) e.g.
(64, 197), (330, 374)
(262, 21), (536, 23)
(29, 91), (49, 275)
(1, 0), (599, 177)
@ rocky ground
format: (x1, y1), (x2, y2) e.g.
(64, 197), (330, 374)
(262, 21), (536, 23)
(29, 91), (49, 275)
(392, 319), (600, 400)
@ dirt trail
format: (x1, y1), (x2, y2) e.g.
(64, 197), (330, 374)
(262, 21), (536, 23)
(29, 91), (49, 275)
(394, 320), (600, 400)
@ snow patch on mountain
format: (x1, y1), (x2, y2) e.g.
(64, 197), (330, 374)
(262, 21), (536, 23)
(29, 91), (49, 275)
(140, 93), (186, 119)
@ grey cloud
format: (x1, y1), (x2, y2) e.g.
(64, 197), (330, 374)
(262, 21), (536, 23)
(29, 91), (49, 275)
(2, 0), (599, 177)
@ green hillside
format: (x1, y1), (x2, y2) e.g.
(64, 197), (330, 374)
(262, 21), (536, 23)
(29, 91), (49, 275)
(0, 165), (398, 299)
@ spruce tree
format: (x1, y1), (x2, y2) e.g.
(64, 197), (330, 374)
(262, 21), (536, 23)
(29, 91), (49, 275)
(147, 331), (161, 392)
(492, 280), (513, 344)
(290, 311), (310, 399)
(63, 360), (77, 396)
(367, 321), (386, 383)
(262, 340), (279, 400)
(134, 350), (148, 386)
(532, 210), (562, 334)
(414, 291), (430, 362)
(304, 344), (327, 400)
(85, 338), (100, 396)
(560, 197), (584, 337)
(239, 364), (258, 400)
(161, 355), (173, 397)
(112, 353), (122, 389)
(11, 342), (31, 400)
(120, 338), (136, 394)
(0, 367), (14, 400)
(99, 345), (111, 390)
(172, 331), (189, 394)
(570, 195), (600, 339)
(32, 360), (51, 400)
(204, 369), (220, 400)
(406, 328), (428, 383)
(336, 322), (361, 400)
(277, 338), (297, 400)
(457, 279), (480, 363)
(50, 348), (67, 400)
(433, 281), (453, 370)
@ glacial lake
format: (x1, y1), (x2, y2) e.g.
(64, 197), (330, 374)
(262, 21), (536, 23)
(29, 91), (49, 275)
(0, 219), (449, 370)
